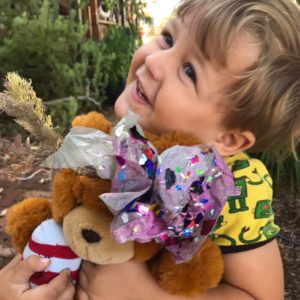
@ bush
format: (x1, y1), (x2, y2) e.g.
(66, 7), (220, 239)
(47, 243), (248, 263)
(0, 0), (140, 134)
(100, 25), (140, 104)
(259, 150), (300, 194)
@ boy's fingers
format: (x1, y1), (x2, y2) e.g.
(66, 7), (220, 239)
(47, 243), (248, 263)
(45, 269), (75, 300)
(26, 269), (74, 300)
(48, 269), (69, 287)
(76, 287), (90, 300)
(13, 255), (51, 284)
(58, 282), (76, 300)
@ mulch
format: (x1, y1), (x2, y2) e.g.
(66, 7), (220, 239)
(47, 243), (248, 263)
(274, 191), (300, 299)
(0, 160), (52, 268)
(0, 134), (299, 299)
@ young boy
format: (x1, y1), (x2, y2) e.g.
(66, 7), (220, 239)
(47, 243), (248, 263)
(1, 0), (299, 299)
(76, 0), (299, 299)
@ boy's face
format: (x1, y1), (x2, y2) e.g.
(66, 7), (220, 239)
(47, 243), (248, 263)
(115, 14), (259, 146)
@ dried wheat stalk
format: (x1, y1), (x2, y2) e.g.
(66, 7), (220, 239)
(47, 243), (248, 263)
(0, 72), (63, 160)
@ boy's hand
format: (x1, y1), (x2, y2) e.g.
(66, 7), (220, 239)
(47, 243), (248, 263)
(77, 260), (168, 300)
(0, 254), (75, 300)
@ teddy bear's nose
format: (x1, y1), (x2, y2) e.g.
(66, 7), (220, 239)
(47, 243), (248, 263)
(81, 229), (101, 243)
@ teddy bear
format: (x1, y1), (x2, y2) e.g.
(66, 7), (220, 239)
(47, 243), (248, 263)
(5, 111), (226, 297)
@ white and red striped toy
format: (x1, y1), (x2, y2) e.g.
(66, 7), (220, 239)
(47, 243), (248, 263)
(23, 219), (82, 288)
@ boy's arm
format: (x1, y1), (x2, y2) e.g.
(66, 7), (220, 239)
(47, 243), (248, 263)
(200, 239), (284, 299)
(77, 239), (284, 300)
(0, 254), (75, 300)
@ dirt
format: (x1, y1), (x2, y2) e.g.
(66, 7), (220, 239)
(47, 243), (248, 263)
(0, 136), (299, 299)
(0, 166), (52, 267)
(273, 191), (300, 299)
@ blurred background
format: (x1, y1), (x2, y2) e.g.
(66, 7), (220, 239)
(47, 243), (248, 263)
(0, 0), (179, 132)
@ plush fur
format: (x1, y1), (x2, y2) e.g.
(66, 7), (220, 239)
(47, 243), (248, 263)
(6, 197), (52, 253)
(5, 112), (224, 297)
(149, 238), (223, 297)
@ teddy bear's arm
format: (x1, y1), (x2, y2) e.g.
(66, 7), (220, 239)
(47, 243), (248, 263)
(149, 239), (224, 297)
(132, 241), (162, 262)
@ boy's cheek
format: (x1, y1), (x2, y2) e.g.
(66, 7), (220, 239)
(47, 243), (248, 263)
(129, 40), (160, 77)
(114, 91), (130, 119)
(129, 48), (145, 73)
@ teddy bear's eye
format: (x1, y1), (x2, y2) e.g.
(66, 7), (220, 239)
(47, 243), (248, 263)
(81, 229), (101, 243)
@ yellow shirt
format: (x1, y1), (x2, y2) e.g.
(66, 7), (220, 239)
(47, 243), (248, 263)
(209, 152), (280, 253)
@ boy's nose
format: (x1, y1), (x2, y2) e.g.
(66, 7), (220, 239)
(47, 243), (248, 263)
(144, 50), (172, 82)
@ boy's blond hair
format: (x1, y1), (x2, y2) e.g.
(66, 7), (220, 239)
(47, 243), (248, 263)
(177, 0), (300, 159)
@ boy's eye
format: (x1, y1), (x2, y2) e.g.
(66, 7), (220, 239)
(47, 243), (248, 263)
(162, 32), (173, 47)
(184, 64), (197, 83)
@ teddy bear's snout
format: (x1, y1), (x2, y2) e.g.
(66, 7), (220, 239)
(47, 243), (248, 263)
(81, 229), (101, 243)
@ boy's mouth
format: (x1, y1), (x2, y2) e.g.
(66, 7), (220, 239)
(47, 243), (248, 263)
(136, 80), (149, 103)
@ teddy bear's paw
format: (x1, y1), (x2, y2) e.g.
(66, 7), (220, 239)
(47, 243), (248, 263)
(71, 112), (112, 134)
(5, 197), (52, 253)
(149, 239), (224, 297)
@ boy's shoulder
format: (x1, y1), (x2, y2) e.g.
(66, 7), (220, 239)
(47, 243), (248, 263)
(225, 151), (269, 174)
(224, 152), (272, 189)
(210, 152), (279, 252)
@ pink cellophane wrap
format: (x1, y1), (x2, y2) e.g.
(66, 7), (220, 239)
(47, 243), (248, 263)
(43, 111), (240, 263)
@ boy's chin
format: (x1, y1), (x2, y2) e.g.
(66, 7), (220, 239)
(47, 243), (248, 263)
(114, 98), (161, 135)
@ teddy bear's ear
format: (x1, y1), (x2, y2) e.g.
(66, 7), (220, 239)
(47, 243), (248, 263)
(71, 112), (112, 134)
(5, 197), (52, 253)
(51, 169), (79, 223)
(75, 175), (111, 210)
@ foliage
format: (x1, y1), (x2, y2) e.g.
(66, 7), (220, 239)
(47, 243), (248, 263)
(1, 72), (54, 129)
(101, 25), (139, 89)
(101, 0), (116, 11)
(0, 0), (142, 135)
(0, 0), (45, 36)
(48, 96), (79, 134)
(126, 0), (153, 26)
(257, 149), (300, 193)
(0, 73), (62, 156)
(0, 0), (87, 100)
(0, 0), (92, 136)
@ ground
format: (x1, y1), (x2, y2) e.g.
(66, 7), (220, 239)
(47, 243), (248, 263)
(0, 130), (299, 299)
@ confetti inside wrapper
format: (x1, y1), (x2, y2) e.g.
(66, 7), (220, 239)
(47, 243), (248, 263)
(102, 139), (240, 263)
(43, 110), (240, 264)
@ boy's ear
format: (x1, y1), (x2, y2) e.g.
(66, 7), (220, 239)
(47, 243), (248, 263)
(214, 130), (256, 156)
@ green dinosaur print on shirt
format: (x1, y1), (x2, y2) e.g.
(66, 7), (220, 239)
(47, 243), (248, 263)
(210, 233), (237, 246)
(254, 200), (273, 219)
(239, 226), (264, 244)
(227, 176), (249, 213)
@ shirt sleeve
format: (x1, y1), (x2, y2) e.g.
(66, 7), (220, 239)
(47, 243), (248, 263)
(209, 153), (280, 253)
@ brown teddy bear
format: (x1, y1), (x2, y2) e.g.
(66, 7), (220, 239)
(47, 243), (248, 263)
(5, 111), (224, 297)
